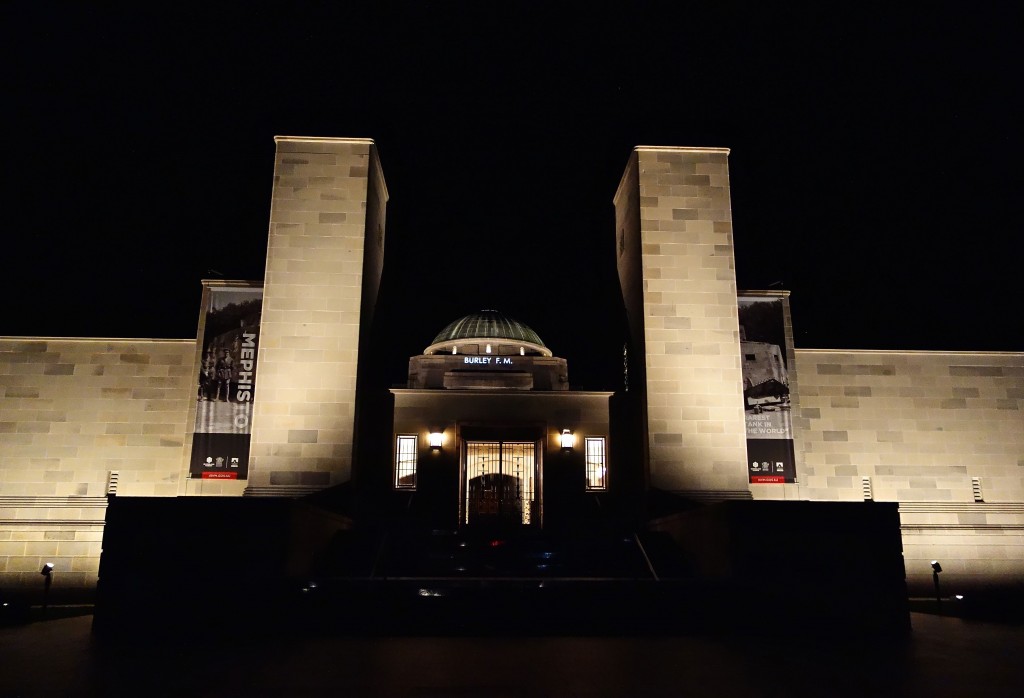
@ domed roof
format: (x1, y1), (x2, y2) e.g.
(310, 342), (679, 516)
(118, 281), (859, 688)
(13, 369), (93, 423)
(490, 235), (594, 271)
(425, 310), (551, 356)
(432, 310), (546, 346)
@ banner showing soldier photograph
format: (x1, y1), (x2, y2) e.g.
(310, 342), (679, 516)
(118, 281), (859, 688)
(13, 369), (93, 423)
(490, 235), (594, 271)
(738, 295), (796, 483)
(189, 285), (263, 480)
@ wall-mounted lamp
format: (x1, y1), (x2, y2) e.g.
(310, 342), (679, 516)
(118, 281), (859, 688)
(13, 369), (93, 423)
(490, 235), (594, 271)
(429, 431), (444, 450)
(560, 429), (574, 451)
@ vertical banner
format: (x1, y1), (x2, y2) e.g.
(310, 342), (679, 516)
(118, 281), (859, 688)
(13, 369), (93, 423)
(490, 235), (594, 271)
(189, 285), (263, 480)
(738, 295), (796, 483)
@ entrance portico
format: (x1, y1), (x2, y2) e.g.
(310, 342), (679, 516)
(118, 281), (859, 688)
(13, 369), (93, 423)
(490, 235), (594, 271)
(390, 310), (611, 530)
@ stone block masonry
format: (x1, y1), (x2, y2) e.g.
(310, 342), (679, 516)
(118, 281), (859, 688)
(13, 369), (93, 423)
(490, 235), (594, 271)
(795, 350), (1023, 503)
(615, 147), (749, 497)
(0, 337), (194, 595)
(795, 349), (1024, 593)
(247, 137), (388, 495)
(0, 338), (194, 498)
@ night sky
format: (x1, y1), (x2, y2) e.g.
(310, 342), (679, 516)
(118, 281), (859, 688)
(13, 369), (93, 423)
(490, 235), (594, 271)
(3, 4), (1019, 389)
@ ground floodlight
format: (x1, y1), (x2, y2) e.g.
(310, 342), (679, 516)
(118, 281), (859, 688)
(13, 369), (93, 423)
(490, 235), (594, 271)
(931, 560), (944, 612)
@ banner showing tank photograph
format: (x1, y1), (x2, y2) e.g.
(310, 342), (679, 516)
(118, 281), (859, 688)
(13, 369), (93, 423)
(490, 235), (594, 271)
(189, 285), (263, 480)
(738, 295), (796, 483)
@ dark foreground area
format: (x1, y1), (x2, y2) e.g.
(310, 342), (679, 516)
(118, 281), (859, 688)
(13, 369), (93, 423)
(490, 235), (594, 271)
(88, 497), (912, 637)
(2, 611), (1024, 697)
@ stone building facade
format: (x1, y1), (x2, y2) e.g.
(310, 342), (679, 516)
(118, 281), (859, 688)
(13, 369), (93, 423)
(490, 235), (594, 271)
(1, 138), (1020, 599)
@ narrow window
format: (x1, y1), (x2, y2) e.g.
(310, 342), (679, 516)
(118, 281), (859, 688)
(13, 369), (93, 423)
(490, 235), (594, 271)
(395, 435), (417, 489)
(745, 353), (756, 361)
(585, 437), (607, 491)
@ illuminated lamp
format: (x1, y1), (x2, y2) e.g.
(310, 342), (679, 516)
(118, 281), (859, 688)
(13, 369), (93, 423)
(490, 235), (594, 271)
(41, 562), (54, 611)
(560, 429), (574, 450)
(429, 431), (444, 450)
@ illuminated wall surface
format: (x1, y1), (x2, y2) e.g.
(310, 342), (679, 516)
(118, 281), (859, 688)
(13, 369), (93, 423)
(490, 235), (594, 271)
(1, 139), (1022, 597)
(794, 350), (1024, 593)
(615, 147), (748, 498)
(0, 339), (194, 590)
(248, 136), (387, 496)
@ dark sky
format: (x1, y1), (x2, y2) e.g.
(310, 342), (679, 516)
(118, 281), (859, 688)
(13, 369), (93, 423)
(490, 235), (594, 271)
(3, 4), (1019, 389)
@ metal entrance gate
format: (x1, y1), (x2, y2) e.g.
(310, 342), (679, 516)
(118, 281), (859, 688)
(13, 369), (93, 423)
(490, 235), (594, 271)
(463, 441), (537, 526)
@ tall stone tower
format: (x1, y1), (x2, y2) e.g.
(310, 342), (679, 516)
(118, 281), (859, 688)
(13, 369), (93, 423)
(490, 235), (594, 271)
(247, 137), (388, 496)
(614, 146), (749, 499)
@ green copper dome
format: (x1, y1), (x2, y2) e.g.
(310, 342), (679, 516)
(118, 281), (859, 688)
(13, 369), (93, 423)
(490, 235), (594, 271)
(431, 310), (546, 347)
(423, 310), (553, 357)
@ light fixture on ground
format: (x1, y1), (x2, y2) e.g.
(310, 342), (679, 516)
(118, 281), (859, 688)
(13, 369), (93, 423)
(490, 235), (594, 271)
(40, 562), (53, 611)
(931, 560), (943, 612)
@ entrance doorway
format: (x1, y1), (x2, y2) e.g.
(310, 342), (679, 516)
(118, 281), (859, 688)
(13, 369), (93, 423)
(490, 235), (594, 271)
(463, 441), (538, 526)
